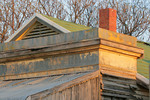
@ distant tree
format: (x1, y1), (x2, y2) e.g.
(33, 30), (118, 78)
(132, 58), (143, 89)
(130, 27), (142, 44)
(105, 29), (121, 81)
(106, 0), (150, 37)
(80, 1), (99, 27)
(0, 0), (37, 43)
(0, 0), (149, 43)
(66, 0), (150, 40)
(67, 0), (93, 24)
(38, 0), (67, 20)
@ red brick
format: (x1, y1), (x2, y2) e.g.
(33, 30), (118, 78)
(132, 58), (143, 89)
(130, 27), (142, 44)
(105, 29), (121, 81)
(99, 8), (117, 32)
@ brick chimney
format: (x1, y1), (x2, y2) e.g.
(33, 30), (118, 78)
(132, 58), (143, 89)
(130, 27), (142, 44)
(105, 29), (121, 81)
(99, 8), (116, 32)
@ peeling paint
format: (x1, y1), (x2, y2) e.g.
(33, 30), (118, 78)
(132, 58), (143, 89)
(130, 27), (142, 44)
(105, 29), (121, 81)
(0, 51), (99, 78)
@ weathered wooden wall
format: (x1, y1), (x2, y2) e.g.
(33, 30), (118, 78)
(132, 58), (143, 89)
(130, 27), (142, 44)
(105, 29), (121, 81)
(101, 74), (149, 100)
(30, 77), (100, 100)
(0, 28), (100, 80)
(0, 50), (99, 80)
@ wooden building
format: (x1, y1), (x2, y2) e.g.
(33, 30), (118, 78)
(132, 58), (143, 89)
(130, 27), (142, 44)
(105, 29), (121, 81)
(0, 8), (149, 100)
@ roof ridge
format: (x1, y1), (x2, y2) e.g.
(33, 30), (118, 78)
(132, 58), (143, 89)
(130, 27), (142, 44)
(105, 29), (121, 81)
(41, 14), (91, 32)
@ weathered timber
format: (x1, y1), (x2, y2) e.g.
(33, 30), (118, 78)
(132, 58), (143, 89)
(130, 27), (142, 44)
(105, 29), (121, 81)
(136, 73), (149, 89)
(26, 70), (100, 100)
(0, 70), (96, 100)
(23, 32), (58, 40)
(101, 73), (149, 100)
(2, 28), (98, 52)
(0, 37), (143, 63)
(6, 13), (70, 42)
(22, 21), (59, 40)
(28, 29), (55, 35)
(30, 27), (51, 32)
(99, 28), (137, 46)
(0, 65), (99, 80)
(0, 39), (100, 63)
(100, 39), (144, 57)
(0, 50), (99, 80)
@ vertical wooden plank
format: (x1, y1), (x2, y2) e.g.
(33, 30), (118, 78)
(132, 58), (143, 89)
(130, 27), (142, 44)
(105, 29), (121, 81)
(87, 80), (92, 100)
(51, 93), (56, 100)
(65, 88), (71, 100)
(60, 89), (68, 100)
(44, 94), (52, 100)
(79, 83), (84, 100)
(96, 77), (100, 100)
(82, 83), (86, 100)
(55, 92), (60, 100)
(74, 84), (79, 100)
(91, 78), (98, 100)
(71, 86), (75, 100)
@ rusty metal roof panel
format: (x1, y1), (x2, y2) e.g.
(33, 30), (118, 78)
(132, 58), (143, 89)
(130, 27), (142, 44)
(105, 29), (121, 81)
(0, 72), (92, 100)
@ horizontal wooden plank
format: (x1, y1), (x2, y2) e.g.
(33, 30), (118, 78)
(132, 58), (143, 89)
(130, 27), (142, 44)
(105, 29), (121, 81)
(0, 39), (100, 63)
(0, 50), (99, 78)
(100, 39), (144, 58)
(102, 92), (130, 98)
(30, 27), (52, 33)
(101, 73), (149, 99)
(34, 25), (47, 29)
(2, 28), (99, 52)
(28, 30), (55, 35)
(101, 65), (136, 79)
(24, 32), (57, 39)
(0, 64), (99, 80)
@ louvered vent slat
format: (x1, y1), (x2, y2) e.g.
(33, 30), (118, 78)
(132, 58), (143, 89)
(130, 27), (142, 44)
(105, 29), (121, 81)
(34, 26), (47, 29)
(30, 28), (51, 33)
(23, 32), (58, 40)
(22, 22), (60, 40)
(27, 30), (55, 36)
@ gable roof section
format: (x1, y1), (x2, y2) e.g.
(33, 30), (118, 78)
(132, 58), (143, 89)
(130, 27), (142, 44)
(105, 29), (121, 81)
(5, 14), (91, 42)
(19, 22), (61, 40)
(137, 41), (150, 78)
(5, 14), (68, 42)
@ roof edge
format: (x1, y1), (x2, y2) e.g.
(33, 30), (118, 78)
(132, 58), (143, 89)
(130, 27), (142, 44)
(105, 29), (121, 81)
(136, 73), (149, 89)
(5, 14), (37, 42)
(36, 14), (70, 33)
(5, 13), (70, 42)
(26, 70), (99, 99)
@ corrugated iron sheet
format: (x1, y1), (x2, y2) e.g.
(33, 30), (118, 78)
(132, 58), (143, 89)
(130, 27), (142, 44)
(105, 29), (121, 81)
(0, 72), (92, 100)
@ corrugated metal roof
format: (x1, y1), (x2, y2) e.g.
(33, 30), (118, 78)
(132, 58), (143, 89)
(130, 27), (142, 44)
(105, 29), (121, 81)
(0, 71), (92, 100)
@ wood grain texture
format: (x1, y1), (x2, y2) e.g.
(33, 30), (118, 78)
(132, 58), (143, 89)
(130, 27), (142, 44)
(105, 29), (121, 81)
(101, 73), (149, 100)
(40, 77), (99, 100)
(27, 70), (100, 100)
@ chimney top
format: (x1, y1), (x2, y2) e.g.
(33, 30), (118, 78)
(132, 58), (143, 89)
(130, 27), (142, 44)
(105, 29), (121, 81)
(99, 8), (117, 32)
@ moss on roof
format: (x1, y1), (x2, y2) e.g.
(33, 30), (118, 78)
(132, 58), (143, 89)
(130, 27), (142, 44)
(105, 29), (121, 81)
(42, 15), (91, 32)
(137, 41), (150, 79)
